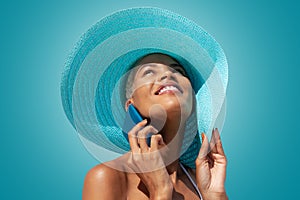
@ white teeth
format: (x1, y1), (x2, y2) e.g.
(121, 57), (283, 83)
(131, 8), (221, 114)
(158, 86), (179, 95)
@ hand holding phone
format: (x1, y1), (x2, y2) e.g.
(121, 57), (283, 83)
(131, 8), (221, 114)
(122, 104), (152, 147)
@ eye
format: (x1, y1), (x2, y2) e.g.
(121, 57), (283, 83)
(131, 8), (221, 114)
(173, 67), (187, 76)
(142, 69), (154, 76)
(169, 64), (187, 76)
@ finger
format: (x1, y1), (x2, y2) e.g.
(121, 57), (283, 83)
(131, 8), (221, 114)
(128, 119), (147, 152)
(137, 125), (158, 152)
(197, 133), (209, 162)
(150, 134), (165, 151)
(210, 128), (218, 154)
(215, 128), (226, 156)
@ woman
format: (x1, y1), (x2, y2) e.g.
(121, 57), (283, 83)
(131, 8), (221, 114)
(82, 53), (228, 200)
(61, 7), (229, 200)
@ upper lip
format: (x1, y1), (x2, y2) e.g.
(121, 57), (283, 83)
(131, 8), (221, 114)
(154, 82), (183, 95)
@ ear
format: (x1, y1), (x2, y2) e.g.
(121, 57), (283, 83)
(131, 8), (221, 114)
(125, 98), (134, 111)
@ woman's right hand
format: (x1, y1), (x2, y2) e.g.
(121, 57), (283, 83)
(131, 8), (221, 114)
(127, 119), (173, 200)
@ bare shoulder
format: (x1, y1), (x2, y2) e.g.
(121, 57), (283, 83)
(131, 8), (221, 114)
(84, 163), (126, 184)
(82, 163), (127, 200)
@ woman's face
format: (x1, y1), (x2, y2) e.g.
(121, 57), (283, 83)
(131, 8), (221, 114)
(126, 54), (194, 122)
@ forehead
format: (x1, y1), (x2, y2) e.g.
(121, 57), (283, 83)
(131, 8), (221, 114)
(136, 53), (179, 66)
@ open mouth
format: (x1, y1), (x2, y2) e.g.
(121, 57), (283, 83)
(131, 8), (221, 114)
(154, 84), (183, 95)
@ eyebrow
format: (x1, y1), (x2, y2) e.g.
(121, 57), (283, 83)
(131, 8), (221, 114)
(169, 63), (187, 75)
(169, 63), (185, 70)
(137, 63), (157, 71)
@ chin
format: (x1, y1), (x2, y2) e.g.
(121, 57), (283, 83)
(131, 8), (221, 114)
(160, 100), (190, 116)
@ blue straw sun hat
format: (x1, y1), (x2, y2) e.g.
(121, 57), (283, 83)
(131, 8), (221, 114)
(61, 7), (228, 169)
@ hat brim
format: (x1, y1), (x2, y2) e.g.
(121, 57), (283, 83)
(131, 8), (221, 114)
(61, 7), (228, 168)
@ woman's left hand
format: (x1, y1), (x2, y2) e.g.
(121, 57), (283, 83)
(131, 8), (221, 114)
(195, 128), (228, 200)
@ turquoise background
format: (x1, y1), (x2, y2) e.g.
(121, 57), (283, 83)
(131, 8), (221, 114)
(1, 0), (299, 199)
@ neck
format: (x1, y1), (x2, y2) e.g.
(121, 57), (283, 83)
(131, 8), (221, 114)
(158, 112), (186, 141)
(154, 114), (187, 177)
(165, 159), (186, 184)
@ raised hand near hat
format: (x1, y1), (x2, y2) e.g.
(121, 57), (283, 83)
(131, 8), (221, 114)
(195, 128), (228, 200)
(127, 119), (173, 200)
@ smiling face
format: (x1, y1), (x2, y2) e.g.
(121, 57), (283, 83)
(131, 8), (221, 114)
(125, 54), (194, 123)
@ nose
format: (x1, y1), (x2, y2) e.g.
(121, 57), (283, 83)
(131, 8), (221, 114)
(159, 70), (177, 82)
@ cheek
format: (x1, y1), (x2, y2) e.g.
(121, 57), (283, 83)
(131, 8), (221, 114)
(131, 86), (153, 116)
(132, 84), (152, 98)
(182, 81), (194, 115)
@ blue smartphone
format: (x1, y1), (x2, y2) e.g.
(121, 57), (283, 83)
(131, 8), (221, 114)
(122, 104), (151, 147)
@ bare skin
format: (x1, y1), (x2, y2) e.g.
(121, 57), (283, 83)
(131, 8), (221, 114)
(82, 54), (228, 200)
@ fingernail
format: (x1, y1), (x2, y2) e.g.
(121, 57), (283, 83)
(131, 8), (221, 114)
(201, 133), (205, 141)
